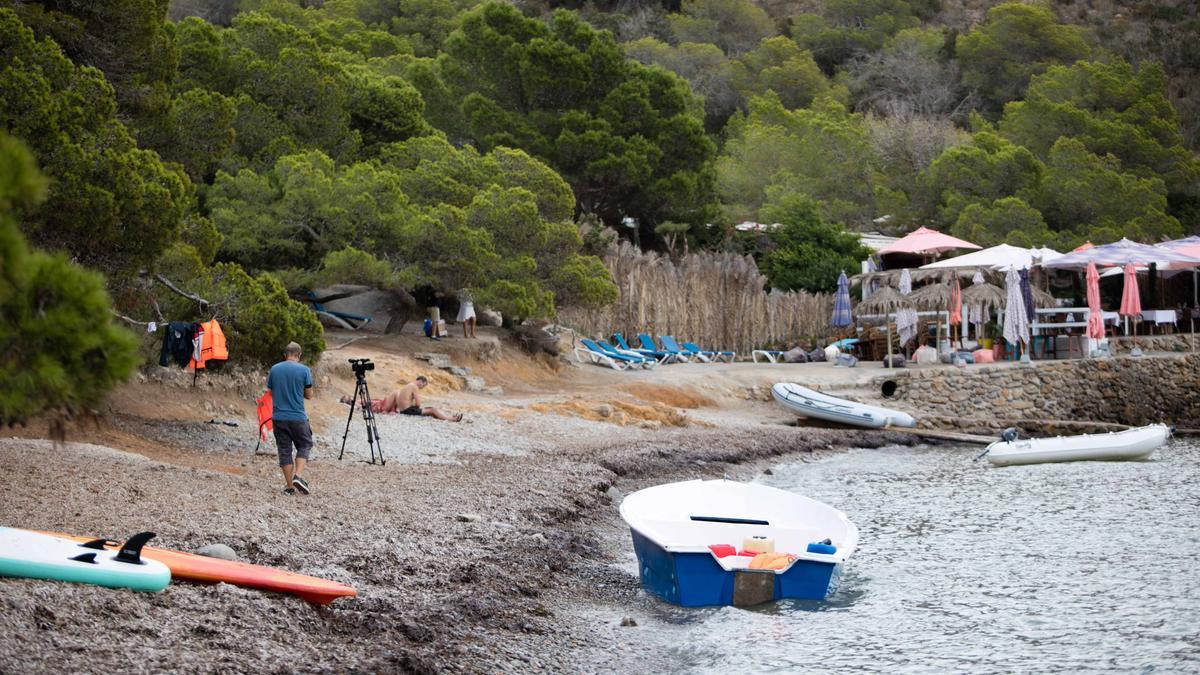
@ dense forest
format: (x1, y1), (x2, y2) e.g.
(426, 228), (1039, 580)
(1, 0), (1198, 420)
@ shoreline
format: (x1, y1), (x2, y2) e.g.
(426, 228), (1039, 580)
(4, 330), (1192, 672)
(0, 335), (921, 673)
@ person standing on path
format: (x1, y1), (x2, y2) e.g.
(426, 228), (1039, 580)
(268, 342), (314, 495)
(457, 289), (476, 339)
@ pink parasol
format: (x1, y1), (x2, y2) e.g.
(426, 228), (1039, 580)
(1119, 263), (1142, 317)
(878, 227), (982, 256)
(1073, 241), (1095, 253)
(1085, 262), (1105, 340)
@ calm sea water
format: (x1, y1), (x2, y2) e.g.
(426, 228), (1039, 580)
(623, 440), (1200, 674)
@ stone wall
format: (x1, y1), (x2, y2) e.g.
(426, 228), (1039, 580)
(875, 354), (1200, 431)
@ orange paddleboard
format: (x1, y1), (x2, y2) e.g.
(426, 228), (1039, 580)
(42, 532), (356, 605)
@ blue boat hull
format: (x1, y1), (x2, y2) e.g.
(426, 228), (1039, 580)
(629, 529), (842, 607)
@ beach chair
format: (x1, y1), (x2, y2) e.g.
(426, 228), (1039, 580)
(682, 340), (736, 363)
(639, 333), (689, 363)
(752, 349), (785, 363)
(306, 291), (372, 330)
(613, 332), (674, 364)
(660, 336), (710, 363)
(575, 338), (633, 371)
(599, 340), (657, 369)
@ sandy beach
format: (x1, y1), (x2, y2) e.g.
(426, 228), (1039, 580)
(0, 328), (924, 673)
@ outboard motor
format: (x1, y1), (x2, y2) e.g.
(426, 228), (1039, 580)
(1000, 427), (1020, 442)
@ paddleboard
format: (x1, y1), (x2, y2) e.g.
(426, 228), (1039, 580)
(42, 531), (356, 605)
(0, 528), (170, 592)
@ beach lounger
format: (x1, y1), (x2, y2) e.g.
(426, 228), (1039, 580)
(598, 340), (657, 369)
(661, 336), (711, 363)
(613, 333), (674, 364)
(752, 349), (785, 363)
(575, 338), (634, 371)
(682, 340), (736, 363)
(306, 291), (372, 330)
(639, 333), (689, 363)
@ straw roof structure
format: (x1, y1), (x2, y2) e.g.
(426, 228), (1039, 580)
(857, 286), (914, 315)
(906, 279), (954, 311)
(1030, 286), (1057, 309)
(960, 282), (1007, 311)
(851, 267), (984, 286)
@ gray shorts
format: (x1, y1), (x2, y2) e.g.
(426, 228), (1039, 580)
(273, 419), (313, 467)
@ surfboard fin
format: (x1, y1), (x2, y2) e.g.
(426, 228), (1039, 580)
(70, 552), (98, 564)
(80, 538), (113, 550)
(114, 532), (156, 565)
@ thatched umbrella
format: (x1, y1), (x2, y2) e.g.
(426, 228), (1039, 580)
(1030, 286), (1056, 309)
(858, 286), (915, 367)
(962, 281), (1006, 343)
(907, 278), (955, 353)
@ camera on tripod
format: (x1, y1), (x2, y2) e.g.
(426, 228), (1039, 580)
(349, 358), (374, 376)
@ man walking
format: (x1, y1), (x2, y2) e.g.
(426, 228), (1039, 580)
(268, 342), (314, 494)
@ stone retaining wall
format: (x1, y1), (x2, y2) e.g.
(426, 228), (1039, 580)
(876, 354), (1200, 430)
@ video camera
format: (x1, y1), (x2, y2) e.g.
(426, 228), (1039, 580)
(348, 358), (374, 377)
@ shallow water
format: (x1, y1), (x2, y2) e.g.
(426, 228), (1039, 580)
(626, 440), (1200, 673)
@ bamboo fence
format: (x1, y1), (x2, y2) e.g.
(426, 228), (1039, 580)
(557, 242), (833, 354)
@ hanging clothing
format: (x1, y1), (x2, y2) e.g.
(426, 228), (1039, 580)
(190, 323), (205, 368)
(256, 390), (274, 442)
(159, 321), (196, 368)
(189, 319), (230, 370)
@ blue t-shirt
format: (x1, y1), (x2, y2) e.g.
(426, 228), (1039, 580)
(267, 360), (312, 422)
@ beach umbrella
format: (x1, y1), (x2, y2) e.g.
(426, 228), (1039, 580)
(858, 286), (914, 367)
(831, 271), (854, 330)
(1072, 241), (1095, 253)
(921, 243), (1062, 271)
(1003, 267), (1030, 351)
(1018, 268), (1035, 320)
(949, 277), (962, 347)
(896, 269), (919, 347)
(1119, 262), (1142, 338)
(1044, 237), (1200, 270)
(909, 277), (955, 353)
(1086, 262), (1105, 341)
(879, 226), (982, 258)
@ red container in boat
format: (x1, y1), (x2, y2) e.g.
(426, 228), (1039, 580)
(707, 544), (737, 558)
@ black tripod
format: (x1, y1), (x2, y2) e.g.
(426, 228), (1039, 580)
(339, 363), (385, 465)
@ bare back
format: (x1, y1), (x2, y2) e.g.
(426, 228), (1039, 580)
(395, 381), (421, 410)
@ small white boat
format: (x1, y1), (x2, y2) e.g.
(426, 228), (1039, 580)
(772, 382), (915, 428)
(619, 479), (858, 607)
(985, 424), (1170, 467)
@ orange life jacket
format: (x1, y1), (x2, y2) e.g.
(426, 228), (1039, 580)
(190, 319), (229, 370)
(256, 390), (274, 441)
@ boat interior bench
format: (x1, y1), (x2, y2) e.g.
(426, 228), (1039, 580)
(642, 518), (837, 561)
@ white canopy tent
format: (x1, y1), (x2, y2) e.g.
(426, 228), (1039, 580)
(920, 243), (1062, 272)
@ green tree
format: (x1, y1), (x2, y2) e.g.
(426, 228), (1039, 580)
(0, 9), (190, 275)
(0, 133), (139, 426)
(956, 3), (1090, 116)
(791, 0), (921, 75)
(998, 59), (1200, 220)
(920, 130), (1044, 229)
(758, 191), (872, 293)
(437, 3), (716, 243)
(716, 93), (876, 227)
(730, 37), (835, 111)
(624, 38), (741, 131)
(950, 197), (1053, 248)
(667, 0), (775, 56)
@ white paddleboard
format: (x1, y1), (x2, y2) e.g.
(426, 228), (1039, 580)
(0, 528), (171, 592)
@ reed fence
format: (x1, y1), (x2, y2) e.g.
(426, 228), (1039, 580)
(557, 242), (833, 355)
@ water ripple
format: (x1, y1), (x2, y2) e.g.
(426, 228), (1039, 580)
(642, 440), (1200, 673)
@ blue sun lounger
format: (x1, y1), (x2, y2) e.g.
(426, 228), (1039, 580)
(639, 333), (689, 363)
(576, 338), (650, 371)
(613, 332), (674, 364)
(599, 340), (656, 369)
(682, 341), (736, 363)
(660, 336), (710, 363)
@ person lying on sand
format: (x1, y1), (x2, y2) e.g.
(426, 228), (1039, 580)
(340, 375), (463, 422)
